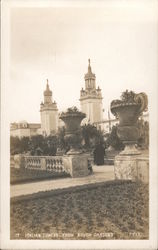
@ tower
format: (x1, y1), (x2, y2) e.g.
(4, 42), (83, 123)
(40, 79), (58, 135)
(80, 59), (103, 124)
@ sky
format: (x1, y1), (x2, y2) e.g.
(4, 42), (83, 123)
(7, 1), (158, 123)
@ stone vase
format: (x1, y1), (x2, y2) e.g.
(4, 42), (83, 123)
(110, 90), (148, 181)
(111, 91), (148, 154)
(59, 107), (86, 155)
(60, 107), (90, 178)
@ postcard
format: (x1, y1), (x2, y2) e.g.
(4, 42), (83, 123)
(1, 0), (158, 249)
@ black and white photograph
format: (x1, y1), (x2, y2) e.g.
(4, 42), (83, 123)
(1, 0), (158, 249)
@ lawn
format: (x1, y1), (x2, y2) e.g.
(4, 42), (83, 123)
(10, 181), (149, 240)
(10, 167), (70, 184)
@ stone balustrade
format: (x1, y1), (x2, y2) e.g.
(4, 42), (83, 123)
(45, 157), (64, 172)
(12, 155), (67, 173)
(25, 156), (42, 170)
(11, 154), (93, 177)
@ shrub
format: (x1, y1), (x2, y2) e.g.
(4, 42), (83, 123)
(81, 124), (104, 149)
(105, 125), (124, 150)
(10, 134), (58, 156)
(137, 119), (149, 149)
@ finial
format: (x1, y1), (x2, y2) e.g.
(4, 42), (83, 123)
(46, 79), (49, 90)
(88, 58), (92, 73)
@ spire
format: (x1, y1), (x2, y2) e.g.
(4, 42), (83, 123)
(46, 79), (50, 90)
(88, 58), (92, 73)
(44, 79), (52, 96)
(84, 58), (95, 82)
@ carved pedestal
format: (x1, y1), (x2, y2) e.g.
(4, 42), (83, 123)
(114, 152), (149, 183)
(115, 154), (138, 180)
(63, 154), (89, 178)
(110, 90), (149, 183)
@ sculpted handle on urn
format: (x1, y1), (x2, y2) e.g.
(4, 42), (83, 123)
(134, 92), (148, 114)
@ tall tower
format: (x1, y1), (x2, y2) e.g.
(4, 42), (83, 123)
(40, 80), (58, 135)
(80, 59), (103, 124)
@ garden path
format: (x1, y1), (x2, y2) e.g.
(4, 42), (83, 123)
(11, 165), (114, 198)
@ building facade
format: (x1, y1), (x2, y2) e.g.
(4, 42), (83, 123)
(10, 121), (41, 138)
(80, 59), (103, 124)
(40, 80), (58, 136)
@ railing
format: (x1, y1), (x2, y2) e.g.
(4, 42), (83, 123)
(45, 157), (64, 172)
(11, 154), (93, 175)
(25, 156), (42, 170)
(24, 156), (67, 173)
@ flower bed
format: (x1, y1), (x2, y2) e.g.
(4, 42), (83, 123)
(10, 181), (148, 239)
(10, 167), (70, 185)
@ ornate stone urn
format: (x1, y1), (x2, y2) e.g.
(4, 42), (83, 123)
(59, 106), (86, 155)
(110, 90), (148, 155)
(60, 107), (89, 178)
(110, 90), (148, 181)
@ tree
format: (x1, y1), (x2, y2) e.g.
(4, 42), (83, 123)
(10, 134), (59, 156)
(10, 136), (21, 155)
(105, 125), (124, 151)
(81, 124), (104, 149)
(57, 127), (67, 150)
(29, 135), (44, 155)
(20, 137), (30, 153)
(137, 119), (149, 149)
(10, 136), (30, 155)
(28, 135), (58, 156)
(45, 135), (58, 155)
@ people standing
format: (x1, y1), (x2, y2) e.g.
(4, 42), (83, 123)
(93, 142), (105, 165)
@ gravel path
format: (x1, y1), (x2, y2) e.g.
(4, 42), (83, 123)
(11, 165), (114, 198)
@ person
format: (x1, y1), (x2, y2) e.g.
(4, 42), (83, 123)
(93, 147), (97, 164)
(93, 142), (105, 165)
